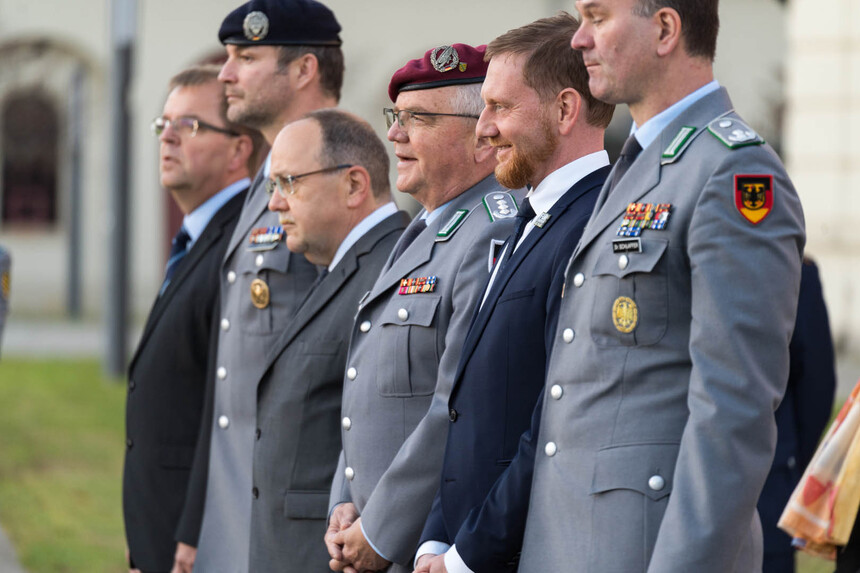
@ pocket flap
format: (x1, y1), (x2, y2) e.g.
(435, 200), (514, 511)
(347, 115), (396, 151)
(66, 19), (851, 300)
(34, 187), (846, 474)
(592, 238), (668, 278)
(379, 295), (440, 327)
(590, 442), (679, 501)
(237, 244), (291, 274)
(283, 490), (330, 519)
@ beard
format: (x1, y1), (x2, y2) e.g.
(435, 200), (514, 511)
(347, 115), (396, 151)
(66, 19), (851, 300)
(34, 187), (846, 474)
(492, 116), (557, 190)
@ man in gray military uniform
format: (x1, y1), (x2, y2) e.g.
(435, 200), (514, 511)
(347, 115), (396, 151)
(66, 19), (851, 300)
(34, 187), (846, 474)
(490, 1), (805, 571)
(186, 1), (344, 571)
(249, 109), (409, 571)
(325, 44), (522, 573)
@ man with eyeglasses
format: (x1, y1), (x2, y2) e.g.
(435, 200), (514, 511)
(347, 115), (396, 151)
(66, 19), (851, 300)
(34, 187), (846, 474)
(185, 1), (344, 572)
(123, 64), (262, 573)
(325, 43), (523, 573)
(247, 108), (408, 571)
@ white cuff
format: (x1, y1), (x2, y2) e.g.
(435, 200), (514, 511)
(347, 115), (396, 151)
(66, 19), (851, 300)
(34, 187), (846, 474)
(444, 544), (476, 573)
(414, 541), (451, 568)
(359, 520), (392, 563)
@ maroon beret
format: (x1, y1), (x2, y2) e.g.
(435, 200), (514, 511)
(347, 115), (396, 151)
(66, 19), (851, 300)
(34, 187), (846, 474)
(388, 43), (488, 102)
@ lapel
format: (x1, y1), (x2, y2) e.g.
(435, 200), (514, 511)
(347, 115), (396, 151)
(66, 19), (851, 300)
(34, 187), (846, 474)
(130, 189), (247, 371)
(575, 88), (734, 259)
(225, 167), (269, 257)
(258, 210), (410, 382)
(459, 165), (610, 371)
(363, 175), (497, 308)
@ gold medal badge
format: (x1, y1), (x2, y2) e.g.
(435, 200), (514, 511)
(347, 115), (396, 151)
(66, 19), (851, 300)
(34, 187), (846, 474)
(612, 296), (638, 333)
(250, 278), (270, 309)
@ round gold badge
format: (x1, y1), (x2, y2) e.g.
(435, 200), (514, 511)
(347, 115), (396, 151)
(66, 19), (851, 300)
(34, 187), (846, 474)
(612, 296), (638, 333)
(250, 278), (270, 309)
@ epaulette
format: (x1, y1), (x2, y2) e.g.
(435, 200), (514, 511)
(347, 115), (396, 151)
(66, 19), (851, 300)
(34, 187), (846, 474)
(436, 208), (471, 242)
(482, 191), (519, 222)
(707, 117), (765, 150)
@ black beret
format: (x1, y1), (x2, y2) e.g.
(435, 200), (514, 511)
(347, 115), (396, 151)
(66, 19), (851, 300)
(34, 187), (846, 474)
(219, 0), (342, 47)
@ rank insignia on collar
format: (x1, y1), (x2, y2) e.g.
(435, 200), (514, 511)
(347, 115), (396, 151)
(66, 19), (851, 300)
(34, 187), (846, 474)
(616, 203), (672, 237)
(248, 226), (284, 251)
(399, 276), (437, 295)
(707, 117), (765, 149)
(734, 174), (773, 224)
(661, 126), (697, 164)
(483, 192), (518, 222)
(436, 209), (469, 242)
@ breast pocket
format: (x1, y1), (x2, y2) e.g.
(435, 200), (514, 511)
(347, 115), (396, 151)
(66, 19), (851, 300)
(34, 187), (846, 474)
(237, 244), (297, 335)
(589, 238), (669, 347)
(375, 296), (441, 397)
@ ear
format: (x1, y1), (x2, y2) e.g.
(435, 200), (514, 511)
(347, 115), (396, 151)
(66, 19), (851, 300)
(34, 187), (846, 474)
(343, 165), (372, 208)
(473, 136), (496, 164)
(293, 54), (319, 91)
(655, 7), (682, 57)
(556, 88), (583, 136)
(227, 134), (254, 174)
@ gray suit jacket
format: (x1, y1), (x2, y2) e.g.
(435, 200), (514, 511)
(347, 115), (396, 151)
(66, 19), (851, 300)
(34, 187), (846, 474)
(248, 210), (408, 572)
(519, 88), (805, 572)
(331, 175), (522, 570)
(193, 168), (318, 572)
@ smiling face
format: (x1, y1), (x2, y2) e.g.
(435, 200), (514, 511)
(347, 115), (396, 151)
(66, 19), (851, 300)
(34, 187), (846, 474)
(386, 86), (480, 211)
(218, 44), (293, 132)
(571, 0), (657, 106)
(477, 54), (557, 190)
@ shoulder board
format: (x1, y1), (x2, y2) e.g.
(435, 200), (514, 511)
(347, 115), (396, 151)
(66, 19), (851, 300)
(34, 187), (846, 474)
(482, 192), (519, 222)
(436, 208), (471, 242)
(661, 126), (700, 165)
(707, 117), (765, 150)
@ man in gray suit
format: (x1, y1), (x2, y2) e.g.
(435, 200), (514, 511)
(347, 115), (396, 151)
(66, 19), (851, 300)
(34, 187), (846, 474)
(186, 1), (344, 571)
(497, 1), (804, 571)
(249, 109), (408, 571)
(325, 44), (522, 573)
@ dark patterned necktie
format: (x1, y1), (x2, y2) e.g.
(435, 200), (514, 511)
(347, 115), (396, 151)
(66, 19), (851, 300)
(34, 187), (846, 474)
(390, 217), (427, 263)
(606, 135), (643, 195)
(160, 226), (191, 294)
(504, 197), (535, 262)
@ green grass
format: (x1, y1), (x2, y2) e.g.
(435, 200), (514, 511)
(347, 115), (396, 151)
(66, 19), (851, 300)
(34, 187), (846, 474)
(0, 358), (127, 572)
(0, 358), (842, 572)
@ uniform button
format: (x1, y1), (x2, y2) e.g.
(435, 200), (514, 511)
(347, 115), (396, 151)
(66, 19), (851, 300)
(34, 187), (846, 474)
(449, 408), (458, 422)
(359, 321), (371, 333)
(397, 308), (409, 321)
(255, 254), (264, 267)
(217, 367), (227, 380)
(255, 428), (261, 440)
(347, 367), (357, 381)
(787, 456), (797, 469)
(573, 273), (585, 287)
(648, 475), (665, 491)
(126, 438), (134, 449)
(545, 442), (557, 457)
(342, 417), (352, 430)
(218, 415), (230, 429)
(562, 328), (574, 343)
(618, 254), (629, 270)
(221, 318), (230, 331)
(128, 379), (136, 391)
(227, 271), (237, 284)
(252, 487), (259, 499)
(550, 384), (563, 400)
(344, 467), (355, 481)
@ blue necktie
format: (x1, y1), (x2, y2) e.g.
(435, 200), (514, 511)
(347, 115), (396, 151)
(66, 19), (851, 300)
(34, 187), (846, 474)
(504, 197), (535, 263)
(160, 226), (191, 294)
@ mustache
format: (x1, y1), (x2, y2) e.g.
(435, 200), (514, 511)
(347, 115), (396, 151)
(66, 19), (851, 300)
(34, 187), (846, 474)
(487, 136), (512, 148)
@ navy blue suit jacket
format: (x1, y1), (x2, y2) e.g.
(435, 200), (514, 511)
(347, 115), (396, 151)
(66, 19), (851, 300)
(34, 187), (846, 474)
(419, 165), (608, 571)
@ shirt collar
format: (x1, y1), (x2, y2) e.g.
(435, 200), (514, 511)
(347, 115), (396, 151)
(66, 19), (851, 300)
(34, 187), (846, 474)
(182, 178), (250, 246)
(328, 202), (399, 271)
(528, 150), (610, 214)
(631, 80), (720, 151)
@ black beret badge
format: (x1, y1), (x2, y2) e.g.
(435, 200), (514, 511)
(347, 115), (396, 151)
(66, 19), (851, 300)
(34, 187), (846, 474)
(244, 11), (270, 41)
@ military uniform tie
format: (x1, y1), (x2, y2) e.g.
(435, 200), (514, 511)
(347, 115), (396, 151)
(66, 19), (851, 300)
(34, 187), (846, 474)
(607, 135), (643, 195)
(390, 217), (427, 263)
(160, 226), (191, 294)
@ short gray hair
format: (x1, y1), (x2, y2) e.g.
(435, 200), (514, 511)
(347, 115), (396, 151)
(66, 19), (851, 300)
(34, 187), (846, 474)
(450, 83), (484, 117)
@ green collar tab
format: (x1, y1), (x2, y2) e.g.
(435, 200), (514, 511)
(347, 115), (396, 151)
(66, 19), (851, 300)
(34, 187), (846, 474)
(436, 208), (470, 241)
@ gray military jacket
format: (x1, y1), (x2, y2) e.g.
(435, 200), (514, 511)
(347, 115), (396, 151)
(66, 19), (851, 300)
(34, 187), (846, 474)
(518, 88), (805, 572)
(331, 175), (522, 570)
(194, 168), (317, 573)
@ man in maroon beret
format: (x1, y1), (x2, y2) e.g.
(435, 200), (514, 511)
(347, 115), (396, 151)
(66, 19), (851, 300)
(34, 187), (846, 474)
(324, 43), (524, 573)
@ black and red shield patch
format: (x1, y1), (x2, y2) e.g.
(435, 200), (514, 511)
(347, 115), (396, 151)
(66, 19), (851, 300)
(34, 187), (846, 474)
(734, 174), (773, 224)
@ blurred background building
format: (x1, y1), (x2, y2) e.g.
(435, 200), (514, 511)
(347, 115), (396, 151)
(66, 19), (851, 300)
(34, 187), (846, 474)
(0, 0), (854, 384)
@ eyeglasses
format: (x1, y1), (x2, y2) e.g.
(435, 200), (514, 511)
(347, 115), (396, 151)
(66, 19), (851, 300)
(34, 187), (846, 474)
(151, 116), (240, 138)
(383, 108), (479, 130)
(266, 164), (354, 198)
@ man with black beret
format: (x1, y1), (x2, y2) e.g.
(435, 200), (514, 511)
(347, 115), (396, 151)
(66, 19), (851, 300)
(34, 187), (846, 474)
(325, 43), (523, 573)
(183, 1), (345, 572)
